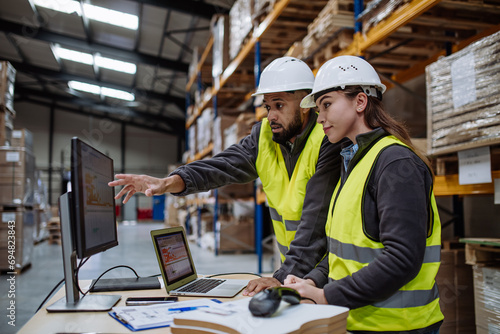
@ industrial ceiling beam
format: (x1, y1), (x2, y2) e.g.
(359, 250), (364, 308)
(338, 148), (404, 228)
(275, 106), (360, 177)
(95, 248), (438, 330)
(133, 0), (230, 19)
(0, 19), (189, 73)
(16, 87), (186, 136)
(10, 60), (186, 110)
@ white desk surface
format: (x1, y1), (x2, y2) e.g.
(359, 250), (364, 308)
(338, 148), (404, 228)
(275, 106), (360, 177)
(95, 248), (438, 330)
(19, 275), (252, 334)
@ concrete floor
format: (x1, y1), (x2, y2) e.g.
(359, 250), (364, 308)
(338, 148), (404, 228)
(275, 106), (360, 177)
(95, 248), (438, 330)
(0, 221), (272, 334)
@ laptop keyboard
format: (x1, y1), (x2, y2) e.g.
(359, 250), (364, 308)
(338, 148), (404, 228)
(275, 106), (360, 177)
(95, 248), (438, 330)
(178, 278), (225, 293)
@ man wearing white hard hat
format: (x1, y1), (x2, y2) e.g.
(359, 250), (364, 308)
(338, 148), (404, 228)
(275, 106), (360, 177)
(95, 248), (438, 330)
(284, 56), (443, 333)
(110, 57), (344, 295)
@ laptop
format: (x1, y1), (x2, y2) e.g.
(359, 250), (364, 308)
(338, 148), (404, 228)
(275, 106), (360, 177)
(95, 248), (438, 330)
(151, 227), (249, 298)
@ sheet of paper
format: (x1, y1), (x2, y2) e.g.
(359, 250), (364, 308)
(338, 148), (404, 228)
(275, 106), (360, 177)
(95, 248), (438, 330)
(451, 52), (476, 109)
(458, 146), (492, 185)
(111, 298), (221, 330)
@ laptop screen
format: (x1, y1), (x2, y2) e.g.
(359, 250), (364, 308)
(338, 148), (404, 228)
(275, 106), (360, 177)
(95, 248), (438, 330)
(153, 230), (195, 285)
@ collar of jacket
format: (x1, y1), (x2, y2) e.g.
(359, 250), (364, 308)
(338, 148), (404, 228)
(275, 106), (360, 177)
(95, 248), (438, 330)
(341, 127), (387, 174)
(283, 110), (318, 155)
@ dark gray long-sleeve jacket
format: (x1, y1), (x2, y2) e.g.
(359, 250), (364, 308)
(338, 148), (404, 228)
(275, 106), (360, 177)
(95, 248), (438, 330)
(305, 128), (442, 333)
(170, 112), (343, 282)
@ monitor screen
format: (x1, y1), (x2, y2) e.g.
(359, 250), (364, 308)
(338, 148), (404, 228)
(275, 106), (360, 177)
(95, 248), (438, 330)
(71, 137), (118, 258)
(154, 231), (195, 285)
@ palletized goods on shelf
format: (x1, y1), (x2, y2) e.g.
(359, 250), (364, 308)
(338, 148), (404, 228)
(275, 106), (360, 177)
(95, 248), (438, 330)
(426, 30), (500, 156)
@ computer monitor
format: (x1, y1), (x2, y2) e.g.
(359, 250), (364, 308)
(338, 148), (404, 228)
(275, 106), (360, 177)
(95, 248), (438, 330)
(47, 138), (121, 312)
(71, 137), (118, 258)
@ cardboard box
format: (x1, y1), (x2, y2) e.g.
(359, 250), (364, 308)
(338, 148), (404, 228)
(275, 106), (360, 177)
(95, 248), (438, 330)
(196, 108), (213, 153)
(0, 107), (15, 146)
(218, 182), (254, 200)
(472, 265), (500, 333)
(217, 215), (254, 253)
(11, 129), (33, 151)
(0, 147), (36, 206)
(213, 115), (237, 155)
(0, 61), (16, 112)
(0, 209), (34, 271)
(236, 112), (256, 142)
(436, 248), (476, 334)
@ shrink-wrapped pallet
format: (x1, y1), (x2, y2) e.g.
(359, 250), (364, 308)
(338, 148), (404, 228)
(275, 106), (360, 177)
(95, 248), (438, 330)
(229, 0), (254, 60)
(426, 31), (500, 155)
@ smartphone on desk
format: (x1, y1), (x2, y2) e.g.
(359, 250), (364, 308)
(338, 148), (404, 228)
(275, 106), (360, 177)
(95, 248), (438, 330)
(125, 296), (178, 306)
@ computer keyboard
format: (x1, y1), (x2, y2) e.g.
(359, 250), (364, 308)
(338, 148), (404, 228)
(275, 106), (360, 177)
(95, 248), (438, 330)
(178, 278), (225, 293)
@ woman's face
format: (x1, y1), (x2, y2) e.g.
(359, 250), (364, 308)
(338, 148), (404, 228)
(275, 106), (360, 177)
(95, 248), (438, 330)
(315, 91), (361, 144)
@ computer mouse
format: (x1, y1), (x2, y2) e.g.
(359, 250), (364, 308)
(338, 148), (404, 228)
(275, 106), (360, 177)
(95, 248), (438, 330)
(249, 287), (301, 317)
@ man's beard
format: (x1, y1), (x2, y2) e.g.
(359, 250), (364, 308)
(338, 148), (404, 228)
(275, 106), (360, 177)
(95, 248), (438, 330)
(271, 111), (303, 146)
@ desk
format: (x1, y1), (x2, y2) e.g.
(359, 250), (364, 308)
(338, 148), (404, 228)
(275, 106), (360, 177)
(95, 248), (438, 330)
(19, 275), (252, 334)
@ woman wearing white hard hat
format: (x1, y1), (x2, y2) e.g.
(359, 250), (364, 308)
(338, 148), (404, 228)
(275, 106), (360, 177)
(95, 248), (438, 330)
(284, 56), (443, 333)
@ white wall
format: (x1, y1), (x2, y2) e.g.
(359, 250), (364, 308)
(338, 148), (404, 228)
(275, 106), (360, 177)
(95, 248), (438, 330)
(13, 101), (181, 206)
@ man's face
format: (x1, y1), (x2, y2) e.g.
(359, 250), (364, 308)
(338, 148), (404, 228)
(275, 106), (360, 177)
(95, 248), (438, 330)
(262, 91), (307, 145)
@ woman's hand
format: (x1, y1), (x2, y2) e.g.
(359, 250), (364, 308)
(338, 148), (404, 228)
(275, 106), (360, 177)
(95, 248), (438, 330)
(283, 275), (328, 304)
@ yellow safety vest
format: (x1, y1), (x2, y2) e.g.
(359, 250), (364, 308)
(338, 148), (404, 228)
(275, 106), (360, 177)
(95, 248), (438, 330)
(256, 118), (324, 262)
(326, 135), (443, 332)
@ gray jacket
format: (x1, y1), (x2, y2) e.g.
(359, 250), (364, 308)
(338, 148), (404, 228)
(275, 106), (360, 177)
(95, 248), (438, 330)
(170, 112), (343, 282)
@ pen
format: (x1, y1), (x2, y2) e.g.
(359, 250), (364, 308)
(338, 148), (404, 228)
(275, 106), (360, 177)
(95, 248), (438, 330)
(168, 306), (209, 312)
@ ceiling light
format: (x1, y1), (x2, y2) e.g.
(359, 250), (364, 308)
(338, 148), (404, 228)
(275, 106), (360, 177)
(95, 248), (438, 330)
(54, 46), (137, 74)
(68, 81), (101, 94)
(68, 81), (135, 101)
(32, 0), (81, 15)
(101, 87), (135, 101)
(95, 55), (137, 74)
(33, 0), (138, 30)
(83, 3), (138, 30)
(53, 45), (93, 65)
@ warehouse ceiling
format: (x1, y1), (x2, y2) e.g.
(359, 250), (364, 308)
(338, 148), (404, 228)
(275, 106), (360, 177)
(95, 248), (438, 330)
(0, 0), (236, 137)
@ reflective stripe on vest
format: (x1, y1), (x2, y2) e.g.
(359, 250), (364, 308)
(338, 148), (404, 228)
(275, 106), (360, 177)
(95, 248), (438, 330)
(256, 118), (324, 262)
(326, 135), (443, 332)
(327, 237), (442, 264)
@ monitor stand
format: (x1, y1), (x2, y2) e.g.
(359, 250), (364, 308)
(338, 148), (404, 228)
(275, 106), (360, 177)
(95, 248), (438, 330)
(47, 192), (121, 312)
(46, 294), (121, 312)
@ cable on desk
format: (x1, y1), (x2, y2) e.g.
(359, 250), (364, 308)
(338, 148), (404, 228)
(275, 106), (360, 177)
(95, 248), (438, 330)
(35, 257), (90, 312)
(300, 297), (317, 304)
(35, 278), (64, 313)
(76, 257), (90, 296)
(204, 272), (262, 278)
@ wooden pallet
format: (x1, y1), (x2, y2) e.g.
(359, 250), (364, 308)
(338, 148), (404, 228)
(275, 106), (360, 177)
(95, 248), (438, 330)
(1, 262), (31, 275)
(461, 238), (500, 265)
(47, 217), (61, 245)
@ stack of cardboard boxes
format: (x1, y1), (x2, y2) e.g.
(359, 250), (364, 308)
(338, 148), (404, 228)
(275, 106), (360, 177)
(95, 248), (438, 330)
(0, 61), (47, 273)
(0, 61), (15, 147)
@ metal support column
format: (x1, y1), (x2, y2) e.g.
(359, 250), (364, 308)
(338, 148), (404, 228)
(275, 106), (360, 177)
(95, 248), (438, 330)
(213, 95), (219, 255)
(120, 123), (126, 221)
(185, 92), (191, 156)
(254, 40), (264, 274)
(48, 103), (55, 205)
(354, 0), (363, 34)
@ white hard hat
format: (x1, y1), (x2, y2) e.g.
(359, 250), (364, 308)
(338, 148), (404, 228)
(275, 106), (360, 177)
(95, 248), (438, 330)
(252, 57), (315, 96)
(300, 56), (386, 108)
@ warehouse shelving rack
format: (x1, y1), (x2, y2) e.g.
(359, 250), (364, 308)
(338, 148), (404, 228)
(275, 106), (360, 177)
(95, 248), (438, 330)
(185, 0), (500, 270)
